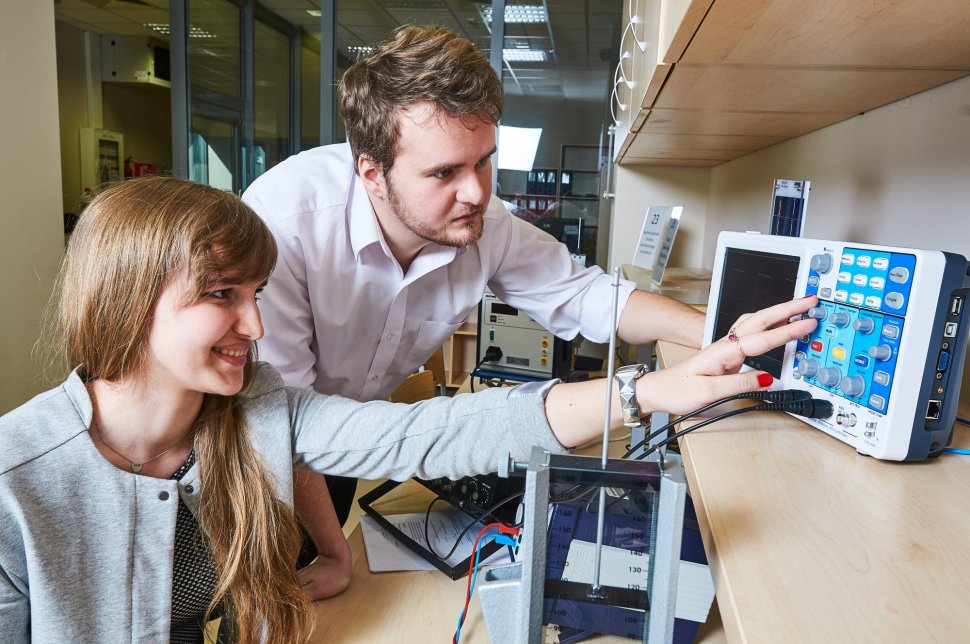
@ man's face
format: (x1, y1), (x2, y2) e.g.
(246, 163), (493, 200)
(381, 103), (496, 248)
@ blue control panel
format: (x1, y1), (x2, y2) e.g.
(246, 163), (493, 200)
(794, 248), (916, 414)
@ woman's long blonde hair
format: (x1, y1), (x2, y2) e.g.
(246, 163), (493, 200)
(54, 176), (314, 643)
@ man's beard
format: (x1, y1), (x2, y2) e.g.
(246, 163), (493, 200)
(385, 176), (485, 248)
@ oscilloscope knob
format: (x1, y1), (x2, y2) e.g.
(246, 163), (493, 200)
(840, 375), (866, 397)
(852, 318), (875, 334)
(830, 311), (851, 328)
(868, 344), (893, 361)
(810, 253), (834, 274)
(806, 306), (828, 321)
(817, 367), (842, 387)
(794, 358), (820, 379)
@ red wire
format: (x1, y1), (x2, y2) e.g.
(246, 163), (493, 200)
(454, 522), (503, 644)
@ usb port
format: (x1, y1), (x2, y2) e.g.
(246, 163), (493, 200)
(952, 296), (964, 316)
(944, 322), (959, 338)
(926, 399), (942, 421)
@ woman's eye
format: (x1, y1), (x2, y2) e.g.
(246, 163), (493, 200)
(207, 289), (230, 299)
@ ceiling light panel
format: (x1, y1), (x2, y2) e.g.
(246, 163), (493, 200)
(503, 48), (548, 62)
(484, 5), (547, 24)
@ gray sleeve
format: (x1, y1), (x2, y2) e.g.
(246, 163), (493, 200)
(288, 380), (568, 481)
(0, 561), (28, 644)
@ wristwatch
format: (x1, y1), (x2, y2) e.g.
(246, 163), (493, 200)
(614, 363), (649, 427)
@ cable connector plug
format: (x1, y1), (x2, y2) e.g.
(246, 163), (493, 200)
(757, 398), (834, 419)
(740, 389), (812, 402)
(483, 346), (503, 363)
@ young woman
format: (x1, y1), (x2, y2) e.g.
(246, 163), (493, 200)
(0, 176), (817, 643)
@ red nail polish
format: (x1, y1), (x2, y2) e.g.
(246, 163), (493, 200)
(757, 373), (773, 387)
(802, 294), (816, 299)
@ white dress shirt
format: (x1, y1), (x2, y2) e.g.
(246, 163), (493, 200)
(242, 143), (634, 401)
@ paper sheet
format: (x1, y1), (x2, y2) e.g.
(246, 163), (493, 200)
(561, 539), (714, 623)
(360, 510), (513, 573)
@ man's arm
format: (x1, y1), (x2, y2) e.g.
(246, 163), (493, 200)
(241, 192), (318, 388)
(616, 289), (706, 349)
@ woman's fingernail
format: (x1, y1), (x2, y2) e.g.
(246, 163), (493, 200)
(802, 294), (816, 299)
(758, 373), (773, 387)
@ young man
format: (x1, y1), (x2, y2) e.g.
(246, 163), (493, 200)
(242, 24), (704, 599)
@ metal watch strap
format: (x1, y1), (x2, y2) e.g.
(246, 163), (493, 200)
(614, 364), (649, 426)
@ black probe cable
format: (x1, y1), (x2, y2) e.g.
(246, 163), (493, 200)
(623, 389), (812, 458)
(633, 397), (834, 461)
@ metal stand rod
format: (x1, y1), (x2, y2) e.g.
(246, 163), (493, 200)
(591, 267), (622, 595)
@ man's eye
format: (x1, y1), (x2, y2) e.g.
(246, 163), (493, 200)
(434, 168), (453, 179)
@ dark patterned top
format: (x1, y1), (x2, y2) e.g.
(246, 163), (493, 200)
(169, 452), (225, 644)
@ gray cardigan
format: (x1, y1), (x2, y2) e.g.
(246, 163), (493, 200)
(0, 363), (564, 643)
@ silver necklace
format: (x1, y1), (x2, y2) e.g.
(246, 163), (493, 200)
(91, 417), (187, 473)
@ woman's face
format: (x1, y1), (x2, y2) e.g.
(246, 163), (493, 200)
(145, 266), (266, 398)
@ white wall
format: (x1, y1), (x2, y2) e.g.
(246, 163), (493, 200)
(0, 1), (67, 413)
(704, 75), (970, 264)
(607, 164), (711, 270)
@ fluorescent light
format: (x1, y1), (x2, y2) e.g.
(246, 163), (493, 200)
(497, 125), (542, 171)
(483, 5), (547, 24)
(503, 48), (548, 62)
(307, 9), (321, 17)
(347, 45), (374, 57)
(144, 23), (216, 39)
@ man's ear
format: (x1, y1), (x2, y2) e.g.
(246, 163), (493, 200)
(357, 154), (387, 201)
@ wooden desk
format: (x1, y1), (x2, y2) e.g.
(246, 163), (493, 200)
(658, 341), (970, 643)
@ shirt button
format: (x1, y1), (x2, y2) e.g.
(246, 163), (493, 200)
(385, 333), (394, 340)
(158, 491), (169, 501)
(185, 485), (194, 494)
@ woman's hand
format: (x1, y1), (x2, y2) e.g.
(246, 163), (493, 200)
(545, 296), (818, 447)
(638, 295), (818, 415)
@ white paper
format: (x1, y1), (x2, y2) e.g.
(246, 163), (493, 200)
(560, 539), (714, 623)
(632, 206), (671, 269)
(652, 206), (684, 286)
(360, 510), (513, 573)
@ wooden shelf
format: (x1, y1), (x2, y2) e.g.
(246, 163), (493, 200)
(442, 318), (478, 388)
(615, 0), (970, 166)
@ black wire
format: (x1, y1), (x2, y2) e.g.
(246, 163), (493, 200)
(622, 393), (748, 458)
(634, 406), (762, 460)
(423, 491), (525, 561)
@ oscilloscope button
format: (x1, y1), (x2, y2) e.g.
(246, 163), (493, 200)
(853, 318), (875, 334)
(807, 306), (828, 321)
(795, 358), (819, 379)
(840, 376), (866, 397)
(884, 292), (905, 309)
(873, 257), (889, 270)
(889, 267), (910, 283)
(830, 312), (850, 328)
(810, 253), (833, 274)
(817, 367), (842, 387)
(881, 325), (900, 340)
(869, 344), (893, 361)
(834, 290), (848, 303)
(873, 370), (890, 386)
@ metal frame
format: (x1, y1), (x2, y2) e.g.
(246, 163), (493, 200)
(478, 448), (686, 643)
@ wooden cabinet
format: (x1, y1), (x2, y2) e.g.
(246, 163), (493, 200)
(441, 315), (478, 389)
(614, 0), (970, 165)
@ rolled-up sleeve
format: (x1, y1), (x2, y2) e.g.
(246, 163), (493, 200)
(486, 212), (635, 344)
